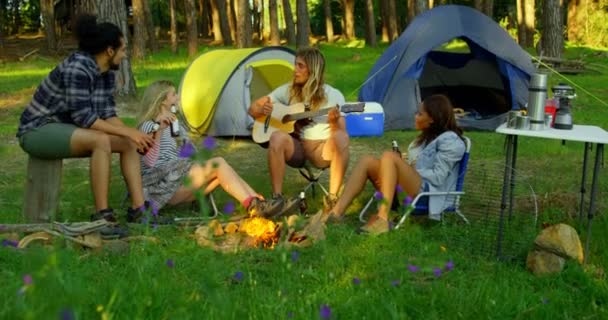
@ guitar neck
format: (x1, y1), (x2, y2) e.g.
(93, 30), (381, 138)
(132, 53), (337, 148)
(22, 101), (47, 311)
(286, 108), (332, 122)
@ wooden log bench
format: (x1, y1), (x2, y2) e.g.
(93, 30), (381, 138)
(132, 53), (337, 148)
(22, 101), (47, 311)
(23, 156), (63, 223)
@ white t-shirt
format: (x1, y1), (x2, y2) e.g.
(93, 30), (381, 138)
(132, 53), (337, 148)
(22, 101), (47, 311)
(267, 83), (345, 140)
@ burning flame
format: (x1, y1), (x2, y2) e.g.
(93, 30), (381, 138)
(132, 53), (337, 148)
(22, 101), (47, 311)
(239, 217), (280, 248)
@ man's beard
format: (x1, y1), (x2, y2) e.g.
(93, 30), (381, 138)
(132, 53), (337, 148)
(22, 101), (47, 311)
(109, 61), (120, 71)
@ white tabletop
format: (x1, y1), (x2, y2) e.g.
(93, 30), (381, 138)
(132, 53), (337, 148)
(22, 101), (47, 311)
(496, 123), (608, 144)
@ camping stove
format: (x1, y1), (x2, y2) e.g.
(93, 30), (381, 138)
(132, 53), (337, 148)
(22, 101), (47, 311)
(552, 84), (576, 130)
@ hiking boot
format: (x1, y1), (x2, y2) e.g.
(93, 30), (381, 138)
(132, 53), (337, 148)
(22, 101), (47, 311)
(90, 208), (128, 239)
(272, 195), (301, 218)
(126, 201), (173, 225)
(322, 194), (339, 214)
(90, 208), (118, 223)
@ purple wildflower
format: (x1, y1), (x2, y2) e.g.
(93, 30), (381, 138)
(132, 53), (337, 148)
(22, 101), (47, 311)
(407, 265), (420, 273)
(391, 279), (400, 287)
(60, 308), (76, 320)
(444, 260), (454, 271)
(395, 184), (404, 194)
(166, 259), (175, 268)
(291, 251), (300, 262)
(2, 239), (18, 248)
(23, 274), (32, 286)
(223, 201), (235, 215)
(150, 202), (159, 216)
(202, 136), (217, 150)
(319, 304), (331, 319)
(373, 191), (383, 200)
(287, 311), (294, 318)
(542, 297), (549, 304)
(178, 142), (195, 158)
(403, 195), (413, 206)
(352, 277), (361, 285)
(433, 267), (443, 278)
(234, 271), (244, 281)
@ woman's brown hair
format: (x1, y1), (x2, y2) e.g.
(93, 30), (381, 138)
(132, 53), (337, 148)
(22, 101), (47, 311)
(415, 94), (463, 146)
(288, 47), (327, 111)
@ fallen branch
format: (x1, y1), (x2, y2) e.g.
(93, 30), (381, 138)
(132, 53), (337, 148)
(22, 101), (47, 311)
(19, 48), (39, 61)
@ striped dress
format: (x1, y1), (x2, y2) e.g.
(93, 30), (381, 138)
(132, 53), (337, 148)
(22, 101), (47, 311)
(139, 120), (192, 208)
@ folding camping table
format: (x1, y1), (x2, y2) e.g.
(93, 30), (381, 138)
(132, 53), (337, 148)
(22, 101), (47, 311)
(495, 123), (608, 263)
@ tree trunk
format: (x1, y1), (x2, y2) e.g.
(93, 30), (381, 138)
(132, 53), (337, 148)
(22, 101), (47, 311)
(567, 0), (586, 43)
(523, 0), (535, 48)
(184, 0), (199, 58)
(281, 0), (296, 45)
(40, 0), (57, 52)
(209, 0), (222, 42)
(323, 0), (334, 43)
(227, 0), (237, 43)
(252, 0), (260, 39)
(236, 0), (252, 47)
(296, 0), (310, 47)
(0, 0), (5, 52)
(215, 0), (233, 45)
(364, 0), (377, 47)
(83, 0), (136, 97)
(132, 0), (147, 59)
(341, 0), (355, 40)
(415, 0), (427, 15)
(541, 0), (563, 58)
(269, 0), (280, 45)
(474, 0), (483, 12)
(406, 0), (415, 25)
(198, 0), (209, 38)
(379, 0), (389, 42)
(483, 0), (494, 18)
(11, 0), (21, 35)
(170, 0), (178, 53)
(388, 0), (399, 40)
(143, 0), (158, 52)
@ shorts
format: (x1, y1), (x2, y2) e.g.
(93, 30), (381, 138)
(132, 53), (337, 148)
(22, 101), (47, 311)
(286, 137), (330, 169)
(19, 123), (77, 159)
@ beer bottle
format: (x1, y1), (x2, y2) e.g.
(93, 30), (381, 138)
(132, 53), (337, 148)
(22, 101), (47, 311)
(298, 192), (308, 215)
(392, 140), (402, 158)
(170, 105), (181, 137)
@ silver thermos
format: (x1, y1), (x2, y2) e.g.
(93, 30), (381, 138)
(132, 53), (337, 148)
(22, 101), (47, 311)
(527, 73), (548, 131)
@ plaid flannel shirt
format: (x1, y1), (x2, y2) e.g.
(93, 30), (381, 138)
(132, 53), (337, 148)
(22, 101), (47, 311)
(16, 52), (117, 137)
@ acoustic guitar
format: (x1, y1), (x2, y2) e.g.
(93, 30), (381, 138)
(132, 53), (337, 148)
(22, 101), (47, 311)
(252, 102), (365, 144)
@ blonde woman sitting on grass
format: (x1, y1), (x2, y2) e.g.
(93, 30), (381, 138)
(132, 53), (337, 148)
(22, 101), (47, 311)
(134, 80), (277, 221)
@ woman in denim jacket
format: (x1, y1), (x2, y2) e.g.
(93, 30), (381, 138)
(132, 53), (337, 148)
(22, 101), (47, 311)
(325, 94), (465, 234)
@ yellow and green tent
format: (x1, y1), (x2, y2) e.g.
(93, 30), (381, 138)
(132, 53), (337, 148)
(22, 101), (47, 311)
(179, 46), (295, 136)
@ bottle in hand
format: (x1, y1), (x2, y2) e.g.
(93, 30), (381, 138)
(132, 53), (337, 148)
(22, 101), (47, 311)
(391, 140), (402, 158)
(298, 191), (308, 215)
(138, 122), (160, 155)
(170, 105), (181, 137)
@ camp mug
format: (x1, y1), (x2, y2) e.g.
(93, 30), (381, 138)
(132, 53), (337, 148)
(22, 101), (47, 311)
(516, 115), (530, 130)
(506, 111), (521, 128)
(544, 113), (553, 129)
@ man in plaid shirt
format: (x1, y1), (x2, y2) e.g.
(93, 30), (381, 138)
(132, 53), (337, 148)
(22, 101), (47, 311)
(17, 15), (154, 233)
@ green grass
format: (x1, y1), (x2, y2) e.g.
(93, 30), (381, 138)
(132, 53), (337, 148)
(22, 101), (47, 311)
(1, 42), (607, 319)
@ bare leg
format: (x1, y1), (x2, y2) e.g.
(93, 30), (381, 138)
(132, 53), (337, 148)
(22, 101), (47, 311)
(70, 129), (113, 211)
(321, 124), (350, 195)
(376, 151), (422, 220)
(330, 155), (380, 215)
(109, 135), (146, 209)
(268, 131), (295, 194)
(181, 157), (258, 205)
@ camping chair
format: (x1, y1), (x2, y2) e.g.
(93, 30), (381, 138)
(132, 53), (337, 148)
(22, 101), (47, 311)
(358, 136), (471, 229)
(299, 163), (329, 198)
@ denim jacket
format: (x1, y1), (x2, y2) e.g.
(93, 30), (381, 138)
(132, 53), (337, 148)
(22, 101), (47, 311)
(414, 131), (466, 219)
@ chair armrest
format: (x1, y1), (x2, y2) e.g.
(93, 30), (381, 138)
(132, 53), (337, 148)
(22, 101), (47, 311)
(410, 191), (465, 207)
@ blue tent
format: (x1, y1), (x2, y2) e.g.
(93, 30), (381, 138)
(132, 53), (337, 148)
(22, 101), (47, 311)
(359, 5), (535, 130)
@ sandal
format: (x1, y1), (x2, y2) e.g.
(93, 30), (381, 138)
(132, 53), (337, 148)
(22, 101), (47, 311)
(357, 215), (390, 235)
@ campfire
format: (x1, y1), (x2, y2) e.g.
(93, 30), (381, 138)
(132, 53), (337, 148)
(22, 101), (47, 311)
(193, 211), (327, 252)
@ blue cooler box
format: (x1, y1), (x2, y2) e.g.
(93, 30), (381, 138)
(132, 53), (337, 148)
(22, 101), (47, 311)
(344, 102), (384, 137)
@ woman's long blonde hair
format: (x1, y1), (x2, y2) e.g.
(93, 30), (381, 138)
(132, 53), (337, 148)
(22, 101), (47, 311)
(136, 80), (175, 127)
(289, 47), (327, 111)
